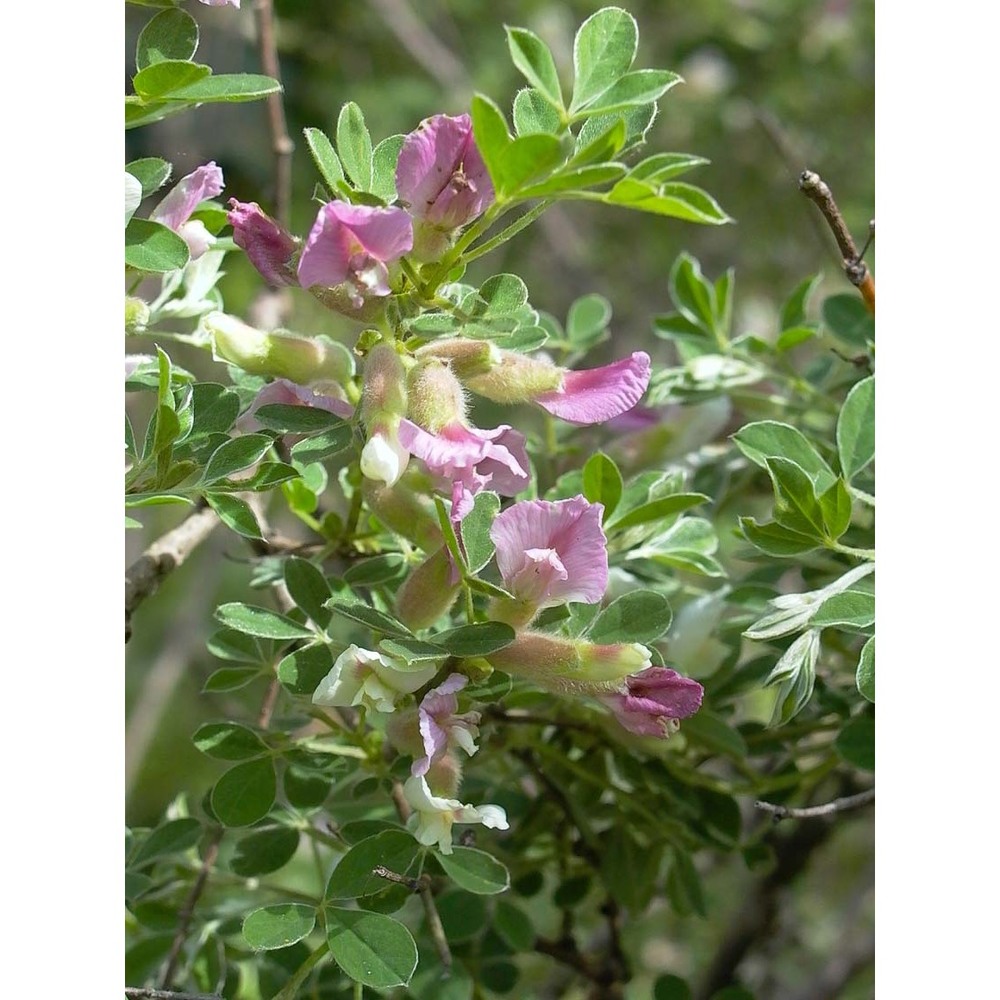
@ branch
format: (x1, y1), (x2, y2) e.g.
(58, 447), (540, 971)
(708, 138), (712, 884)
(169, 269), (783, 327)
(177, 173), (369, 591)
(754, 787), (874, 821)
(253, 0), (294, 229)
(368, 0), (468, 92)
(798, 170), (875, 314)
(125, 506), (219, 641)
(126, 989), (223, 1000)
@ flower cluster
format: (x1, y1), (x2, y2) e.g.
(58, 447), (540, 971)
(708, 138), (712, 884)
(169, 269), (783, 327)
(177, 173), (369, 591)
(219, 109), (703, 853)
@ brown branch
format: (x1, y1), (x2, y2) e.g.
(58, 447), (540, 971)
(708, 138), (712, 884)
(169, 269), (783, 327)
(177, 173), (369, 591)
(799, 170), (875, 314)
(125, 505), (219, 641)
(126, 988), (223, 1000)
(754, 787), (874, 822)
(253, 0), (294, 229)
(390, 780), (453, 972)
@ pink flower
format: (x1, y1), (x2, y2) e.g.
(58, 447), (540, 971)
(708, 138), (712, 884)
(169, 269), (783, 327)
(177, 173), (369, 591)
(397, 420), (529, 503)
(396, 113), (494, 229)
(600, 667), (704, 738)
(297, 202), (413, 308)
(238, 378), (354, 436)
(490, 496), (608, 607)
(227, 200), (298, 286)
(413, 674), (481, 777)
(151, 162), (224, 259)
(535, 352), (652, 425)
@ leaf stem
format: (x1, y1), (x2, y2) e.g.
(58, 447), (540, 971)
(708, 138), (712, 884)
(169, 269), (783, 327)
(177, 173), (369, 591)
(270, 943), (329, 1000)
(830, 542), (875, 561)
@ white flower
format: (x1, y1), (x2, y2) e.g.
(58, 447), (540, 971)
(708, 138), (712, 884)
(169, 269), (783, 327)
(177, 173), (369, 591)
(360, 425), (409, 486)
(403, 775), (508, 855)
(312, 645), (437, 714)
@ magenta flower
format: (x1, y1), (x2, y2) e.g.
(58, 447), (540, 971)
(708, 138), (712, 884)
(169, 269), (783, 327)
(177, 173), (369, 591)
(297, 202), (413, 308)
(397, 420), (530, 504)
(150, 162), (224, 260)
(490, 496), (608, 607)
(413, 674), (482, 777)
(396, 113), (494, 229)
(227, 200), (298, 286)
(600, 667), (704, 738)
(535, 352), (652, 425)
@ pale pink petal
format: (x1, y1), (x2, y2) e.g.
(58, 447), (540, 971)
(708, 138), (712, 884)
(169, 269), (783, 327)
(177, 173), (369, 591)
(228, 199), (298, 286)
(326, 202), (414, 262)
(152, 163), (224, 233)
(298, 205), (353, 288)
(396, 113), (494, 228)
(490, 496), (608, 606)
(536, 352), (652, 425)
(239, 378), (354, 433)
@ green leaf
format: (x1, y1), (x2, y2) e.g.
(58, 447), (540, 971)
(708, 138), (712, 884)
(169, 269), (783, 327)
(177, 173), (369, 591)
(764, 457), (827, 537)
(822, 293), (874, 347)
(378, 637), (447, 665)
(325, 600), (414, 639)
(819, 478), (853, 539)
(837, 375), (875, 480)
(680, 710), (748, 759)
(371, 134), (405, 201)
(289, 425), (355, 464)
(607, 493), (707, 531)
(435, 890), (489, 944)
(163, 73), (282, 103)
(326, 830), (421, 899)
(205, 493), (262, 540)
(230, 827), (300, 877)
(277, 644), (333, 696)
(243, 904), (315, 952)
(738, 517), (819, 557)
(343, 553), (407, 587)
(202, 666), (260, 693)
(254, 404), (346, 434)
(605, 179), (730, 224)
(207, 628), (262, 663)
(125, 218), (190, 272)
(654, 974), (693, 1000)
(666, 847), (706, 917)
(600, 826), (663, 914)
(126, 156), (172, 197)
(567, 293), (612, 344)
(588, 590), (671, 643)
(732, 421), (836, 492)
(284, 558), (333, 628)
(136, 8), (198, 70)
(856, 636), (875, 702)
(132, 60), (211, 100)
(812, 590), (875, 630)
(494, 134), (567, 197)
(576, 102), (656, 155)
(325, 908), (418, 989)
(766, 630), (820, 726)
(579, 69), (681, 116)
(494, 900), (536, 951)
(437, 847), (510, 894)
(211, 758), (277, 827)
(780, 273), (822, 329)
(476, 273), (529, 315)
(193, 722), (267, 761)
(836, 715), (874, 771)
(627, 152), (709, 184)
(517, 164), (625, 199)
(201, 433), (273, 483)
(304, 126), (345, 192)
(512, 87), (563, 136)
(571, 6), (638, 113)
(471, 94), (513, 185)
(130, 818), (201, 867)
(567, 121), (626, 168)
(433, 622), (516, 657)
(775, 325), (817, 352)
(461, 491), (500, 573)
(669, 253), (716, 333)
(214, 603), (314, 640)
(582, 452), (623, 520)
(336, 102), (373, 189)
(191, 383), (240, 435)
(506, 26), (563, 107)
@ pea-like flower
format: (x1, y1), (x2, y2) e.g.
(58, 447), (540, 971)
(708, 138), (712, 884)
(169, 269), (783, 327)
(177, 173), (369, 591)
(227, 200), (299, 286)
(396, 113), (494, 229)
(312, 645), (438, 714)
(298, 202), (413, 308)
(413, 674), (481, 777)
(490, 496), (608, 608)
(600, 667), (704, 738)
(403, 774), (508, 855)
(151, 162), (224, 260)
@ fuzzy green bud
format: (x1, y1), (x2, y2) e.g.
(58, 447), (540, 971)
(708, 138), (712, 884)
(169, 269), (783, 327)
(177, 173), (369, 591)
(395, 547), (461, 629)
(362, 479), (443, 552)
(125, 296), (150, 336)
(361, 343), (408, 424)
(415, 338), (500, 379)
(465, 350), (563, 403)
(207, 312), (354, 386)
(406, 359), (467, 433)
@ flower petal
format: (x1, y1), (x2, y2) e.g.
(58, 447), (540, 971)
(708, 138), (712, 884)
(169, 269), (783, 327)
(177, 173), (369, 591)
(535, 352), (651, 425)
(152, 163), (224, 233)
(227, 199), (298, 286)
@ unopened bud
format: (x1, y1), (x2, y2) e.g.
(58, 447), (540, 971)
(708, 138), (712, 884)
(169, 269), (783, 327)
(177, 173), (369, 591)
(207, 312), (353, 386)
(465, 350), (563, 403)
(406, 359), (467, 433)
(360, 420), (409, 486)
(125, 296), (150, 335)
(362, 479), (442, 552)
(361, 343), (408, 424)
(415, 339), (500, 379)
(395, 547), (461, 629)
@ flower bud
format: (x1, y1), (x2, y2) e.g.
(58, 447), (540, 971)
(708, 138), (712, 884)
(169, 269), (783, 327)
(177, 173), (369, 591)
(361, 344), (408, 424)
(207, 312), (353, 386)
(484, 633), (652, 691)
(415, 338), (500, 379)
(125, 296), (150, 335)
(227, 199), (299, 286)
(395, 547), (461, 629)
(362, 479), (443, 552)
(406, 359), (468, 433)
(360, 421), (409, 486)
(465, 351), (563, 403)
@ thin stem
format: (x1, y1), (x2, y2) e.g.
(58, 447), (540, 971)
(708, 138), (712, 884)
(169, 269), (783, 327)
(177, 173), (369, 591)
(848, 485), (876, 507)
(270, 943), (329, 1000)
(830, 542), (875, 561)
(462, 201), (552, 264)
(353, 981), (364, 1000)
(755, 787), (874, 821)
